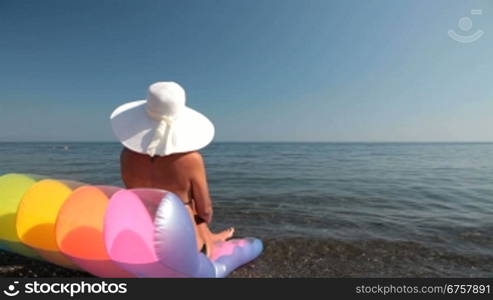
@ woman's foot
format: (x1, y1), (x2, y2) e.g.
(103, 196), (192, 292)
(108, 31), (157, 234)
(195, 224), (235, 258)
(202, 227), (234, 258)
(211, 227), (235, 243)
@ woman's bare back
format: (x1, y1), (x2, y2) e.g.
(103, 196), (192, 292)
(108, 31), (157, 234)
(121, 148), (195, 205)
(120, 147), (234, 256)
(121, 147), (215, 223)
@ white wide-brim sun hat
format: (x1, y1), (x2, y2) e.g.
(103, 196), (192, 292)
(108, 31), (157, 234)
(110, 82), (214, 157)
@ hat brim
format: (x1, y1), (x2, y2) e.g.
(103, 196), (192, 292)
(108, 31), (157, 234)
(110, 100), (214, 156)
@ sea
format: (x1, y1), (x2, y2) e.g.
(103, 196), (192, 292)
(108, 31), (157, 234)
(0, 142), (492, 277)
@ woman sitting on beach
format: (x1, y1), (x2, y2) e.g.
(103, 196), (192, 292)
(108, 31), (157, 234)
(110, 81), (234, 257)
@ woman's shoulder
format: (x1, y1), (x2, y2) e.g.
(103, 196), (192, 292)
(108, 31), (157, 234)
(179, 151), (204, 165)
(164, 151), (205, 178)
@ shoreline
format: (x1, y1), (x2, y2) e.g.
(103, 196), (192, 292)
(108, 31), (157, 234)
(1, 237), (491, 278)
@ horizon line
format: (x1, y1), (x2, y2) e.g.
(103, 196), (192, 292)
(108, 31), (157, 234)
(1, 140), (493, 144)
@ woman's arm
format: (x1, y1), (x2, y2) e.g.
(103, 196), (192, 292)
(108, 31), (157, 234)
(190, 152), (213, 224)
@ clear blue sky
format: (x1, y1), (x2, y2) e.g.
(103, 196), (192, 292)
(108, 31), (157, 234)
(0, 0), (491, 142)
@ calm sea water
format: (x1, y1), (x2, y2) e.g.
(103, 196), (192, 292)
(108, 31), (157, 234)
(1, 142), (492, 275)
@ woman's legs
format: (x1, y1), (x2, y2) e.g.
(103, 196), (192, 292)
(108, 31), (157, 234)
(196, 223), (234, 257)
(185, 205), (234, 257)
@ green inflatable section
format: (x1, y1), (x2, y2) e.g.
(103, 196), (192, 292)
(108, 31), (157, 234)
(0, 173), (41, 258)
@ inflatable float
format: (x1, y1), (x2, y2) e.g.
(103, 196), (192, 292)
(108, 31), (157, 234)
(0, 173), (263, 278)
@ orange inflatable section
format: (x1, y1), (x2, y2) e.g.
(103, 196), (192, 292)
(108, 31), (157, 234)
(55, 186), (133, 277)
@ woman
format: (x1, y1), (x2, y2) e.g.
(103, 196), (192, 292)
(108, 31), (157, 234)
(110, 81), (234, 257)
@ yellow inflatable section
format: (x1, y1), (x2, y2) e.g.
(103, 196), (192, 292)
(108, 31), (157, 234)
(0, 174), (40, 258)
(16, 179), (84, 269)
